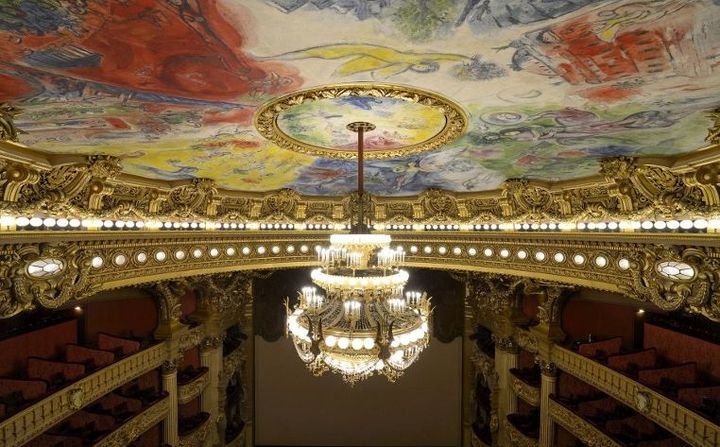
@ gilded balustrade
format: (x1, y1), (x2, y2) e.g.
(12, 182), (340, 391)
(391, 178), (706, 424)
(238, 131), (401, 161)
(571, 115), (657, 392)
(94, 396), (170, 447)
(178, 414), (212, 447)
(510, 373), (540, 407)
(178, 368), (210, 405)
(547, 398), (621, 447)
(551, 345), (720, 447)
(503, 418), (539, 447)
(0, 343), (167, 446)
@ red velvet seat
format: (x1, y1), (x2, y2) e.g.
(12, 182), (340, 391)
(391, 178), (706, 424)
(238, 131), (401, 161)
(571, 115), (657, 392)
(0, 378), (48, 401)
(95, 393), (143, 414)
(557, 373), (598, 400)
(638, 363), (697, 389)
(23, 433), (83, 447)
(637, 437), (686, 447)
(577, 337), (623, 359)
(577, 397), (620, 418)
(605, 414), (657, 436)
(65, 345), (116, 369)
(607, 348), (657, 373)
(67, 410), (116, 432)
(677, 385), (720, 409)
(26, 358), (85, 384)
(97, 333), (140, 356)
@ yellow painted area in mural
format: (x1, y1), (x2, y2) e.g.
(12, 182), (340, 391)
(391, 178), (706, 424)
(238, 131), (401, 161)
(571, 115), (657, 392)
(262, 44), (468, 78)
(46, 137), (312, 191)
(276, 96), (447, 151)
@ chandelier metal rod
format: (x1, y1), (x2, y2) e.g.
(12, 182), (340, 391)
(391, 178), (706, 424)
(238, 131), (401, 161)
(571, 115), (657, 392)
(357, 125), (364, 232)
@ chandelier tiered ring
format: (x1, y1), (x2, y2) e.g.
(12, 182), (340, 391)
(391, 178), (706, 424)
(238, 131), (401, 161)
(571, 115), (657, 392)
(286, 122), (432, 384)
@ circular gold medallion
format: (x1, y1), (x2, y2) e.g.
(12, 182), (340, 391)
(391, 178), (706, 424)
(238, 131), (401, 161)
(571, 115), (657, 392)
(254, 83), (467, 159)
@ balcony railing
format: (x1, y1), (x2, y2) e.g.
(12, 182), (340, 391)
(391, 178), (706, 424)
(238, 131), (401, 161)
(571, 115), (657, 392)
(0, 343), (167, 446)
(503, 418), (538, 447)
(548, 398), (622, 447)
(510, 372), (540, 407)
(552, 345), (720, 447)
(94, 395), (169, 447)
(179, 412), (211, 447)
(178, 368), (209, 405)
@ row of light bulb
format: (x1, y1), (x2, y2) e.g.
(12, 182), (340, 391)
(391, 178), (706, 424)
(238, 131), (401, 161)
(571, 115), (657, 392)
(310, 268), (409, 289)
(3, 215), (718, 233)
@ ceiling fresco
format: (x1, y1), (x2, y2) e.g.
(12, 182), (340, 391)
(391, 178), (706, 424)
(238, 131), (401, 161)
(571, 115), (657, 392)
(1, 0), (719, 195)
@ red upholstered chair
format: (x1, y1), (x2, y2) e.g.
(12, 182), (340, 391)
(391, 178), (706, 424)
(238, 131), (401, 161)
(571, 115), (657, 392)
(67, 410), (116, 432)
(577, 397), (620, 418)
(26, 358), (86, 385)
(637, 362), (697, 390)
(23, 433), (83, 447)
(65, 345), (116, 369)
(95, 393), (143, 414)
(677, 385), (720, 409)
(605, 414), (657, 437)
(0, 378), (48, 401)
(607, 348), (658, 373)
(97, 333), (141, 356)
(577, 337), (623, 359)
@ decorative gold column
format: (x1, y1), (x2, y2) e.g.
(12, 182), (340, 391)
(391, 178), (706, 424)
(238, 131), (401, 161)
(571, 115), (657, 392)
(200, 337), (223, 447)
(495, 336), (518, 446)
(537, 360), (557, 447)
(161, 360), (180, 446)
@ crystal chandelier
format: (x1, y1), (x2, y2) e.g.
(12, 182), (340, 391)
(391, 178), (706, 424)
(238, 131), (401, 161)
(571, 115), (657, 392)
(286, 122), (432, 384)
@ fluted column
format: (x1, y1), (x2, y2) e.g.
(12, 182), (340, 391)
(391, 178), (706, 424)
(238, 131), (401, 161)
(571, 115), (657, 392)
(538, 360), (557, 447)
(161, 360), (180, 446)
(495, 336), (518, 446)
(200, 337), (223, 447)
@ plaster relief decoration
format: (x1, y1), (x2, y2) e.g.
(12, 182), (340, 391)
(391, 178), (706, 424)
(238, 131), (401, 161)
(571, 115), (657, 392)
(0, 0), (716, 195)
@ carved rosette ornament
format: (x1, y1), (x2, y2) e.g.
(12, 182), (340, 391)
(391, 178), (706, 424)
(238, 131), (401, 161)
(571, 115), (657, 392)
(161, 358), (181, 375)
(421, 189), (461, 221)
(492, 335), (519, 354)
(500, 179), (556, 220)
(535, 359), (556, 377)
(167, 178), (219, 217)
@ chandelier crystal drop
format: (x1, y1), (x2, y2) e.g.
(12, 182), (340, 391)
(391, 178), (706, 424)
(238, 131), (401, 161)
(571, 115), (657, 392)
(287, 122), (432, 384)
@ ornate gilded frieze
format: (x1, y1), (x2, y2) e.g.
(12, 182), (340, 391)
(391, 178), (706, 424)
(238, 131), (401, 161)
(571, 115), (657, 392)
(2, 232), (720, 322)
(178, 414), (211, 447)
(503, 418), (538, 447)
(1, 141), (719, 225)
(178, 369), (209, 404)
(551, 345), (720, 447)
(548, 399), (621, 447)
(510, 374), (540, 407)
(94, 396), (170, 447)
(0, 343), (167, 446)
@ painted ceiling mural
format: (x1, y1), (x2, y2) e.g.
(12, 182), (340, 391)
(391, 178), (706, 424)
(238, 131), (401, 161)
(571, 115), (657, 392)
(1, 0), (719, 195)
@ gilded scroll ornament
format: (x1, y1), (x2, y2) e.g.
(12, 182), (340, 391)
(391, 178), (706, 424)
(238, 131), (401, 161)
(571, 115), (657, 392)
(707, 108), (720, 144)
(628, 247), (720, 321)
(0, 243), (99, 318)
(0, 103), (23, 142)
